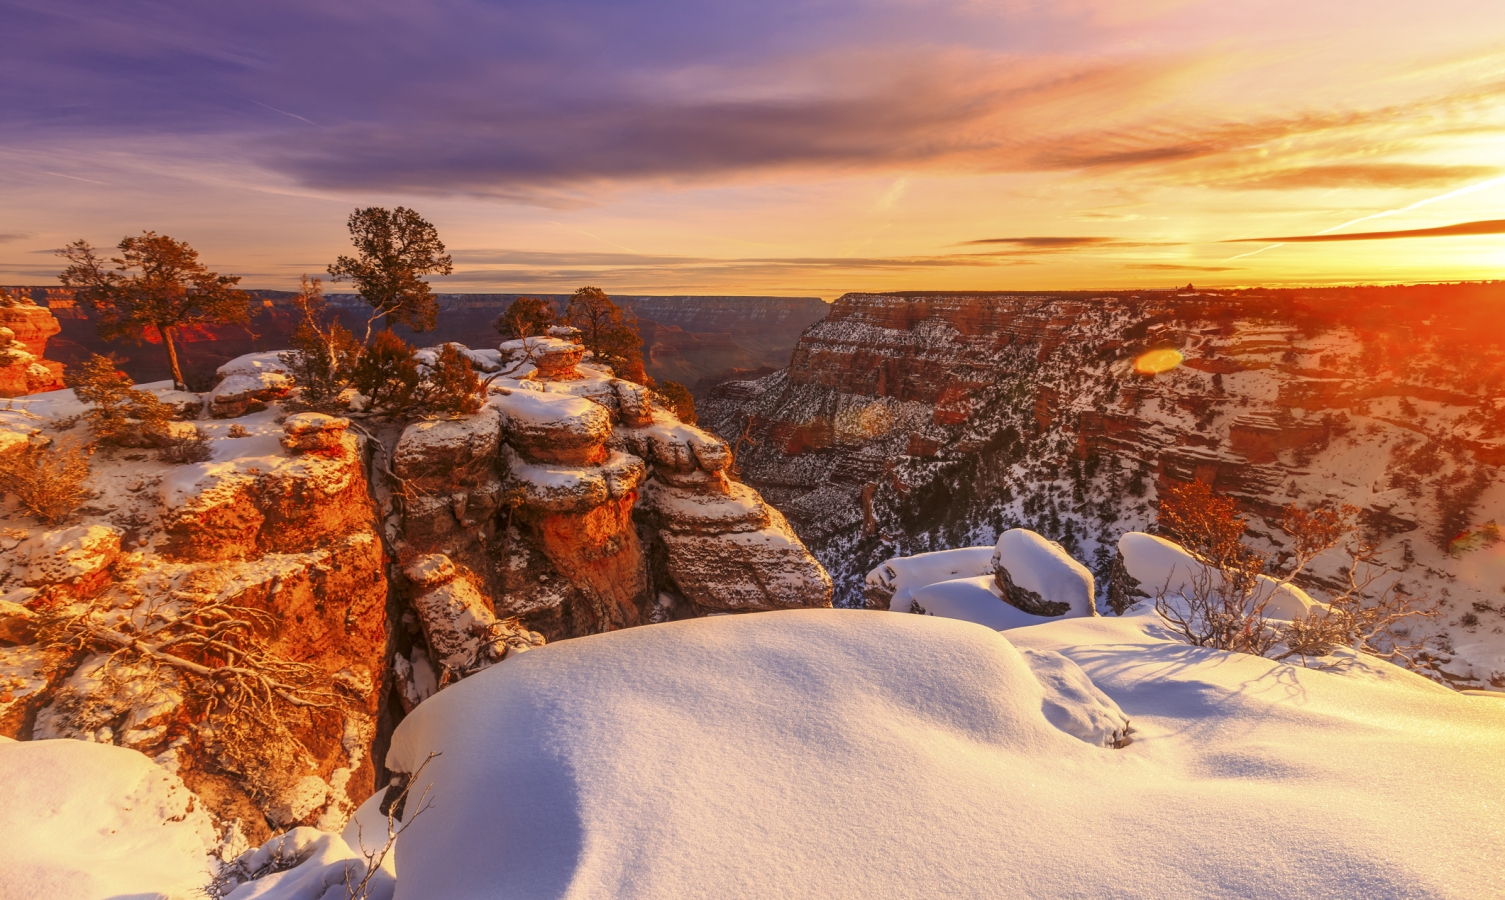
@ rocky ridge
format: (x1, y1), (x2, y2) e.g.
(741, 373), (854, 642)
(0, 331), (830, 841)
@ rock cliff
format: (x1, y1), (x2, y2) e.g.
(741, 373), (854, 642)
(702, 287), (1505, 690)
(0, 290), (65, 396)
(0, 332), (829, 844)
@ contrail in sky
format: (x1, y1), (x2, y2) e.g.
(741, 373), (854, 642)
(1226, 173), (1505, 260)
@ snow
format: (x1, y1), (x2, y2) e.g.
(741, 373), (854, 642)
(992, 528), (1095, 617)
(365, 608), (1504, 899)
(866, 546), (996, 612)
(0, 738), (217, 900)
(909, 575), (1058, 630)
(1118, 531), (1324, 620)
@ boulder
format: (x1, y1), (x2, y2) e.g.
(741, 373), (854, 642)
(991, 529), (1096, 618)
(495, 390), (610, 465)
(23, 525), (124, 592)
(499, 336), (586, 381)
(394, 407), (501, 478)
(280, 412), (352, 454)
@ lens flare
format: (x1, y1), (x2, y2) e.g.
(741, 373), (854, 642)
(1134, 348), (1183, 375)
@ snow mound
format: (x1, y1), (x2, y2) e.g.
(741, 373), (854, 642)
(992, 528), (1095, 617)
(909, 575), (1057, 630)
(365, 608), (1503, 899)
(0, 738), (217, 900)
(1118, 531), (1324, 620)
(865, 546), (995, 612)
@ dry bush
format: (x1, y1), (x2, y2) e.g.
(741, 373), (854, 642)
(158, 425), (213, 464)
(1155, 483), (1437, 670)
(278, 275), (360, 409)
(0, 438), (92, 524)
(64, 354), (173, 447)
(227, 424), (251, 438)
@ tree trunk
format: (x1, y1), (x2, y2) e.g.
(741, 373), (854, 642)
(162, 324), (185, 390)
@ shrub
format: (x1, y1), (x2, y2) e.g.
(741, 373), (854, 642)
(158, 425), (214, 463)
(655, 380), (696, 424)
(227, 424), (250, 438)
(0, 439), (92, 524)
(63, 354), (173, 447)
(1154, 484), (1437, 670)
(278, 275), (360, 407)
(423, 344), (483, 416)
(352, 330), (421, 414)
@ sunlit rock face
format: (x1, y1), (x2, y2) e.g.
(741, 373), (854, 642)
(386, 336), (832, 663)
(0, 293), (65, 397)
(0, 403), (391, 843)
(702, 289), (1505, 690)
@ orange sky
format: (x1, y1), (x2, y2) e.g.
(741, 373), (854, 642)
(3, 0), (1504, 297)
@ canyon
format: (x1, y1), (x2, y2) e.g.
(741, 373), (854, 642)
(701, 285), (1505, 691)
(1, 286), (829, 397)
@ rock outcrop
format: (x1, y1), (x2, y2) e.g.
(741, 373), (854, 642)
(0, 292), (65, 397)
(386, 335), (832, 662)
(0, 404), (390, 842)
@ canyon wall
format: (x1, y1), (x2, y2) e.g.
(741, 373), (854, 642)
(702, 288), (1505, 690)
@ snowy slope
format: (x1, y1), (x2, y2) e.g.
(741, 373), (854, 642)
(371, 609), (1503, 900)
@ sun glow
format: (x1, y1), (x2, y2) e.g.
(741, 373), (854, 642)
(1134, 348), (1184, 376)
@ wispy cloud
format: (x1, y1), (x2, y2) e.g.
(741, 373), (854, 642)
(1222, 163), (1501, 190)
(1226, 218), (1505, 243)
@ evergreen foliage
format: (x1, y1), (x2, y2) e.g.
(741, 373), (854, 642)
(57, 232), (251, 389)
(352, 330), (422, 413)
(64, 355), (174, 447)
(493, 296), (557, 339)
(563, 287), (646, 383)
(328, 207), (453, 336)
(655, 380), (696, 423)
(423, 344), (484, 416)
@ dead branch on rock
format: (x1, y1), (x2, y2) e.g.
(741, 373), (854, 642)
(41, 592), (343, 716)
(345, 752), (440, 900)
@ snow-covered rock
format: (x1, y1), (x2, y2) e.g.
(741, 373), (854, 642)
(280, 412), (351, 454)
(23, 524), (123, 589)
(394, 407), (501, 478)
(0, 738), (217, 900)
(493, 389), (610, 464)
(212, 352), (292, 416)
(908, 575), (1059, 630)
(1018, 647), (1131, 748)
(991, 528), (1095, 618)
(498, 336), (585, 380)
(864, 546), (996, 612)
(1117, 531), (1324, 620)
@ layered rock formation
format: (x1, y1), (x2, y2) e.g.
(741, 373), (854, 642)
(0, 405), (389, 842)
(384, 336), (832, 690)
(0, 291), (65, 396)
(702, 288), (1505, 689)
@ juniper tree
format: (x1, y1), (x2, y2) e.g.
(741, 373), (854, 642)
(328, 207), (453, 339)
(493, 296), (557, 339)
(563, 287), (646, 383)
(58, 232), (251, 389)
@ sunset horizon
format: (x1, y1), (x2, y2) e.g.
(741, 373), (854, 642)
(5, 1), (1504, 296)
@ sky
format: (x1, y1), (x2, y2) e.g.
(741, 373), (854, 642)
(3, 0), (1504, 297)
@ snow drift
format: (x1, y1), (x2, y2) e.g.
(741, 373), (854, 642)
(367, 608), (1503, 900)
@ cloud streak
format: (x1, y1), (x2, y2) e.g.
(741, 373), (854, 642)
(1226, 218), (1505, 243)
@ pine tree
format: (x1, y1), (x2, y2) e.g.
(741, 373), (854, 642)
(563, 287), (646, 383)
(328, 207), (453, 337)
(58, 233), (251, 389)
(423, 344), (483, 416)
